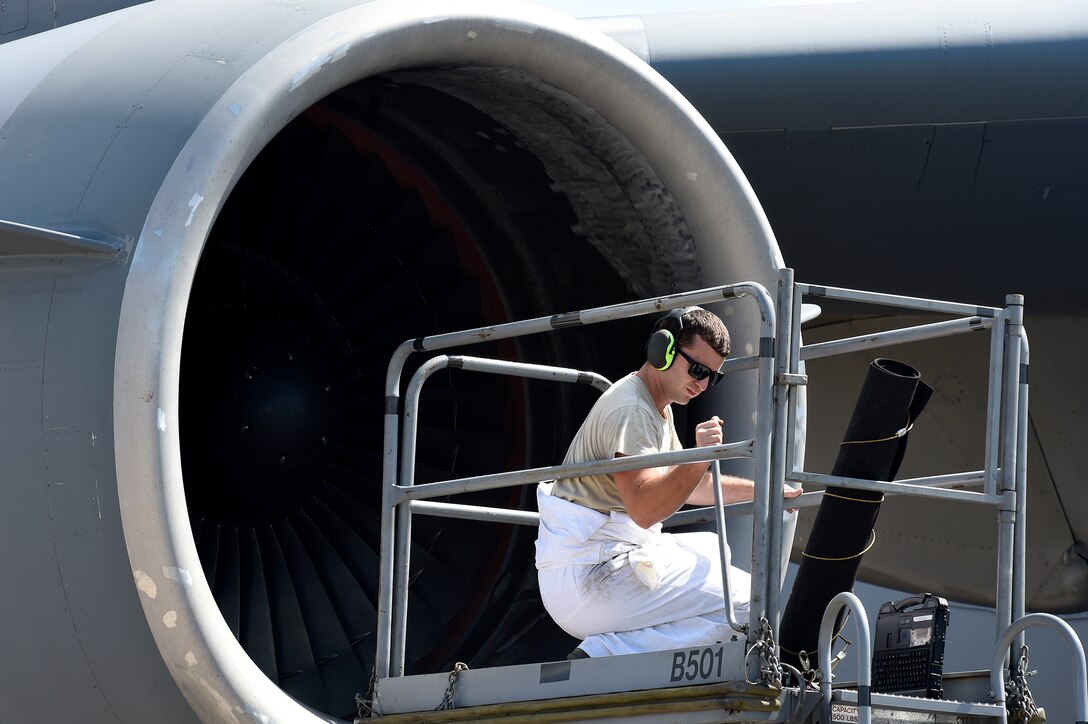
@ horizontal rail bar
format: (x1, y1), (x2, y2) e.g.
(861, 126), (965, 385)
(402, 355), (613, 491)
(788, 471), (1003, 505)
(392, 440), (756, 504)
(832, 690), (1003, 717)
(798, 283), (1000, 317)
(718, 354), (759, 375)
(664, 490), (823, 527)
(446, 355), (612, 392)
(409, 501), (540, 526)
(411, 283), (771, 354)
(800, 316), (995, 362)
(793, 469), (987, 491)
(408, 489), (827, 530)
(410, 491), (818, 530)
(411, 490), (827, 532)
(894, 470), (987, 489)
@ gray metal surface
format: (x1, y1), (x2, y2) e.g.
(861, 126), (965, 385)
(6, 0), (1088, 624)
(372, 641), (753, 714)
(0, 0), (783, 720)
(1, 0), (1084, 720)
(0, 0), (147, 43)
(579, 0), (1088, 316)
(0, 218), (125, 257)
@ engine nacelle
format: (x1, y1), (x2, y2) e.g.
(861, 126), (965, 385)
(0, 0), (781, 721)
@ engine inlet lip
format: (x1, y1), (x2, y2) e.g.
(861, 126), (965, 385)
(113, 2), (780, 721)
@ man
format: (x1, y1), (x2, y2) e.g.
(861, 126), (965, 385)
(535, 306), (801, 658)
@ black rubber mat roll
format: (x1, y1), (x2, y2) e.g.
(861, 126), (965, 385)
(780, 358), (933, 670)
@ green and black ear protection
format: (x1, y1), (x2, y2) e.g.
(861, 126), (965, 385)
(646, 306), (701, 370)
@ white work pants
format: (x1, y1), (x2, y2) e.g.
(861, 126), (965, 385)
(536, 485), (751, 658)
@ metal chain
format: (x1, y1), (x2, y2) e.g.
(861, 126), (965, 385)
(354, 667), (378, 721)
(760, 618), (785, 688)
(1005, 644), (1042, 723)
(743, 617), (785, 688)
(435, 662), (469, 711)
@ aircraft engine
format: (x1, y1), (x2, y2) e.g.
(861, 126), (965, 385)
(0, 1), (780, 721)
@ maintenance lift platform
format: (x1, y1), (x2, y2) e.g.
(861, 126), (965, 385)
(357, 269), (1087, 724)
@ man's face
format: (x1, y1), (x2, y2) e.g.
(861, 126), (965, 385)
(665, 335), (726, 405)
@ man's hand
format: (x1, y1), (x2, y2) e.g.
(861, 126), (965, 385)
(784, 484), (803, 513)
(684, 415), (751, 508)
(694, 415), (724, 447)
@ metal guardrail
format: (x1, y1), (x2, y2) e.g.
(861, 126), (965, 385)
(820, 592), (873, 724)
(990, 613), (1088, 724)
(376, 281), (779, 680)
(788, 283), (1027, 646)
(373, 268), (1053, 717)
(387, 349), (764, 667)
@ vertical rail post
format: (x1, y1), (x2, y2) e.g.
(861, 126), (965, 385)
(391, 495), (411, 676)
(391, 356), (451, 674)
(1014, 329), (1030, 651)
(742, 282), (777, 669)
(711, 461), (743, 631)
(765, 268), (794, 631)
(375, 340), (417, 681)
(995, 296), (1023, 648)
(786, 275), (805, 482)
(983, 311), (1006, 497)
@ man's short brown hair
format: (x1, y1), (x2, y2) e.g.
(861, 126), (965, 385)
(674, 307), (731, 357)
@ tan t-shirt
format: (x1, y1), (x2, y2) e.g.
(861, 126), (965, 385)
(552, 373), (682, 514)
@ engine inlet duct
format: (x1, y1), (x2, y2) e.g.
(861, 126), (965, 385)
(780, 358), (933, 670)
(0, 0), (783, 721)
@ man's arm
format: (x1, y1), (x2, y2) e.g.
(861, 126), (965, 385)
(613, 460), (710, 529)
(685, 471), (755, 506)
(613, 416), (725, 529)
(615, 416), (803, 527)
(686, 473), (804, 507)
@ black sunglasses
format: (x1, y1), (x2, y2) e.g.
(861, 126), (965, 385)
(676, 348), (724, 387)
